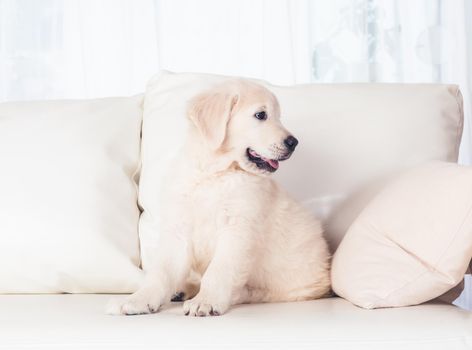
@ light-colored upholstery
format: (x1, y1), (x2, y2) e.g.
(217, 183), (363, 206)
(0, 97), (144, 293)
(0, 295), (470, 350)
(139, 71), (463, 269)
(332, 162), (472, 309)
(0, 80), (469, 349)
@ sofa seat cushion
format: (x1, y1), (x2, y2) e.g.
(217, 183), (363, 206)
(0, 295), (471, 350)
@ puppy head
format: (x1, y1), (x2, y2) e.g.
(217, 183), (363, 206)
(188, 80), (298, 175)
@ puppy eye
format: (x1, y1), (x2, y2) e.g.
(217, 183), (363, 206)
(254, 111), (267, 121)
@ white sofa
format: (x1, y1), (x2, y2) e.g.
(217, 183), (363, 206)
(0, 73), (471, 349)
(1, 295), (471, 350)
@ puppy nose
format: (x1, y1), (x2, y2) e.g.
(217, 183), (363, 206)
(284, 136), (299, 151)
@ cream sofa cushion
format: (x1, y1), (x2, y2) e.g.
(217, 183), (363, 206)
(332, 162), (472, 308)
(139, 71), (463, 268)
(0, 97), (144, 292)
(1, 295), (470, 350)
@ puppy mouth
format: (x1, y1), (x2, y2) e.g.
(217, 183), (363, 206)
(246, 148), (283, 172)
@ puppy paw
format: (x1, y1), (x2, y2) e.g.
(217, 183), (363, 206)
(106, 295), (160, 316)
(183, 294), (228, 317)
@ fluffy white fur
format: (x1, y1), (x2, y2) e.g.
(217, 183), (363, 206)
(108, 80), (331, 316)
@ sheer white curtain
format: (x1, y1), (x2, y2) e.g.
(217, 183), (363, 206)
(0, 0), (159, 99)
(157, 0), (472, 164)
(0, 0), (471, 308)
(0, 0), (470, 164)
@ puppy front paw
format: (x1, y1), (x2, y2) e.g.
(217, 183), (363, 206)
(106, 294), (161, 316)
(183, 294), (228, 317)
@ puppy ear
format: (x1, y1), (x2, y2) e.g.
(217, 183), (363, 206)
(188, 88), (239, 151)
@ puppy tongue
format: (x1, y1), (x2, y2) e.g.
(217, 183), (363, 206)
(267, 159), (279, 169)
(251, 149), (279, 169)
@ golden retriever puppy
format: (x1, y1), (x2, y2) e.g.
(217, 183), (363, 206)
(108, 80), (331, 316)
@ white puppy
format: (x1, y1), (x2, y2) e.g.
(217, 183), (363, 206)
(108, 80), (331, 316)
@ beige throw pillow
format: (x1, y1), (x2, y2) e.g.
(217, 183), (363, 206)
(332, 162), (472, 308)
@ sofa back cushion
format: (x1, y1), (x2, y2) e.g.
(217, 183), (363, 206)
(0, 97), (144, 292)
(139, 71), (463, 267)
